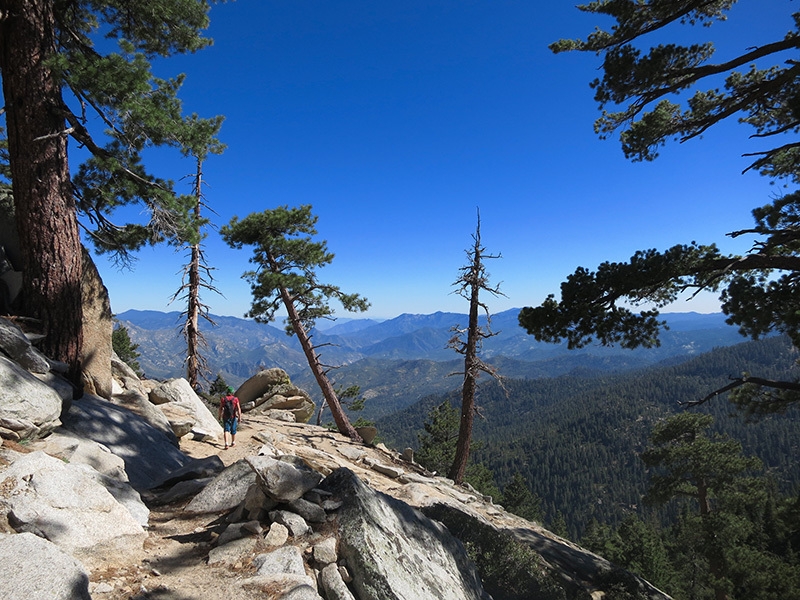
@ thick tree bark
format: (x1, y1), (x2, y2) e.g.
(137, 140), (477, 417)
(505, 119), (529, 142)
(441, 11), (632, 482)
(279, 285), (361, 442)
(449, 274), (480, 484)
(698, 477), (729, 600)
(0, 0), (84, 386)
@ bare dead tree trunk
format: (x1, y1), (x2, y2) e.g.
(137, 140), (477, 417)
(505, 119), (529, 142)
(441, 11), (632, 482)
(185, 159), (203, 389)
(448, 213), (504, 484)
(0, 0), (84, 387)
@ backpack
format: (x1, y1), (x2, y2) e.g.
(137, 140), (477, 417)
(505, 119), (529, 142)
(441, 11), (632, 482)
(221, 395), (236, 420)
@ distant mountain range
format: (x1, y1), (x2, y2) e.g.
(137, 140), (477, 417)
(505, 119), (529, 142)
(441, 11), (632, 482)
(118, 308), (748, 418)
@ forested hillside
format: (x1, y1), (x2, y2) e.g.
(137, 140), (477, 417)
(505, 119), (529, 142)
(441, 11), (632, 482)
(377, 335), (800, 540)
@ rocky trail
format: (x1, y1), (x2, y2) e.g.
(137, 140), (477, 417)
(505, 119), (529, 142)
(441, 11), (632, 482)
(0, 275), (673, 600)
(33, 414), (496, 599)
(4, 407), (673, 600)
(87, 416), (339, 599)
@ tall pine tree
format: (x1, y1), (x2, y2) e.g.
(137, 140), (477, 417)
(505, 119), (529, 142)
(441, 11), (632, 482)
(0, 0), (220, 386)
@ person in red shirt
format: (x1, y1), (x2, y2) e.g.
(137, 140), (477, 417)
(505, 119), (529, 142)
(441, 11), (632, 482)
(218, 387), (242, 449)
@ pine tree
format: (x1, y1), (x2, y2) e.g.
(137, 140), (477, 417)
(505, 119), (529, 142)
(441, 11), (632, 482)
(521, 2), (800, 411)
(220, 205), (370, 441)
(0, 0), (220, 385)
(170, 115), (225, 390)
(112, 324), (141, 376)
(416, 401), (460, 475)
(503, 472), (543, 523)
(642, 413), (764, 600)
(209, 373), (230, 398)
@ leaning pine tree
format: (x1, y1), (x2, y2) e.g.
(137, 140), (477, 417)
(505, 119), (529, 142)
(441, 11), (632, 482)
(220, 205), (370, 442)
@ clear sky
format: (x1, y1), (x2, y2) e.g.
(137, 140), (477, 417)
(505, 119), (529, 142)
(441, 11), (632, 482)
(89, 0), (792, 321)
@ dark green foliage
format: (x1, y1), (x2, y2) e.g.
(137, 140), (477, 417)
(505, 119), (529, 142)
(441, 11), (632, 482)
(169, 116), (225, 389)
(503, 472), (543, 523)
(415, 400), (500, 498)
(112, 324), (141, 375)
(523, 2), (800, 414)
(464, 461), (501, 502)
(550, 1), (797, 180)
(54, 1), (224, 260)
(585, 412), (800, 600)
(422, 504), (569, 600)
(464, 536), (568, 600)
(594, 569), (650, 600)
(642, 413), (800, 600)
(337, 385), (367, 413)
(416, 400), (461, 475)
(612, 516), (676, 594)
(220, 205), (369, 440)
(220, 205), (370, 331)
(549, 511), (569, 539)
(209, 373), (229, 397)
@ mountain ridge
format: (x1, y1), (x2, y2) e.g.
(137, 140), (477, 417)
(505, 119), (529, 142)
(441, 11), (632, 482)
(118, 308), (748, 418)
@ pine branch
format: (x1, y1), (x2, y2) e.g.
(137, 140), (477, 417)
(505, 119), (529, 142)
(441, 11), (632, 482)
(679, 375), (800, 408)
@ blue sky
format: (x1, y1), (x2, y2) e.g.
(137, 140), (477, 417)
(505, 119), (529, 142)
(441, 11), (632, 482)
(90, 0), (792, 321)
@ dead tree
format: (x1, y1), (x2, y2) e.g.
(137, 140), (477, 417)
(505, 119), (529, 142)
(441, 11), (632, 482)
(448, 212), (505, 485)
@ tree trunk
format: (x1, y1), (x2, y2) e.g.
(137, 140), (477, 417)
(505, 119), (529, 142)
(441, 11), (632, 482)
(449, 272), (481, 484)
(698, 477), (729, 600)
(0, 0), (84, 387)
(185, 159), (202, 389)
(279, 285), (361, 442)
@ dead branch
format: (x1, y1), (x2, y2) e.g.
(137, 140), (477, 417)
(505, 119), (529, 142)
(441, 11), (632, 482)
(679, 375), (800, 408)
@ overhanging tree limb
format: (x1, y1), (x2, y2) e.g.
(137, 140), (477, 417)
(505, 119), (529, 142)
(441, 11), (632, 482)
(528, 3), (800, 413)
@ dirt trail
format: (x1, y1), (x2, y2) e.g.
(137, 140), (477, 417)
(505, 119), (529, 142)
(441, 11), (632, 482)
(91, 416), (280, 600)
(89, 415), (412, 599)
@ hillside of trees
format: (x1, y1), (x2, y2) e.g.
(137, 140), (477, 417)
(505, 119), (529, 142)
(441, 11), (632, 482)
(377, 335), (800, 540)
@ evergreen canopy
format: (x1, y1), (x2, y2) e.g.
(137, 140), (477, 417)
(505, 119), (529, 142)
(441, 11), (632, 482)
(0, 0), (222, 378)
(61, 0), (223, 256)
(520, 1), (800, 409)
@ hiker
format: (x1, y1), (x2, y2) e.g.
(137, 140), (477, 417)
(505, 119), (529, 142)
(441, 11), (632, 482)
(218, 386), (242, 449)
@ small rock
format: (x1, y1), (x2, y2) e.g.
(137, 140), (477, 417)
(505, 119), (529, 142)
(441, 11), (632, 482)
(287, 497), (327, 523)
(269, 509), (311, 537)
(92, 582), (114, 594)
(313, 537), (338, 565)
(264, 523), (289, 547)
(321, 563), (356, 600)
(243, 520), (264, 535)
